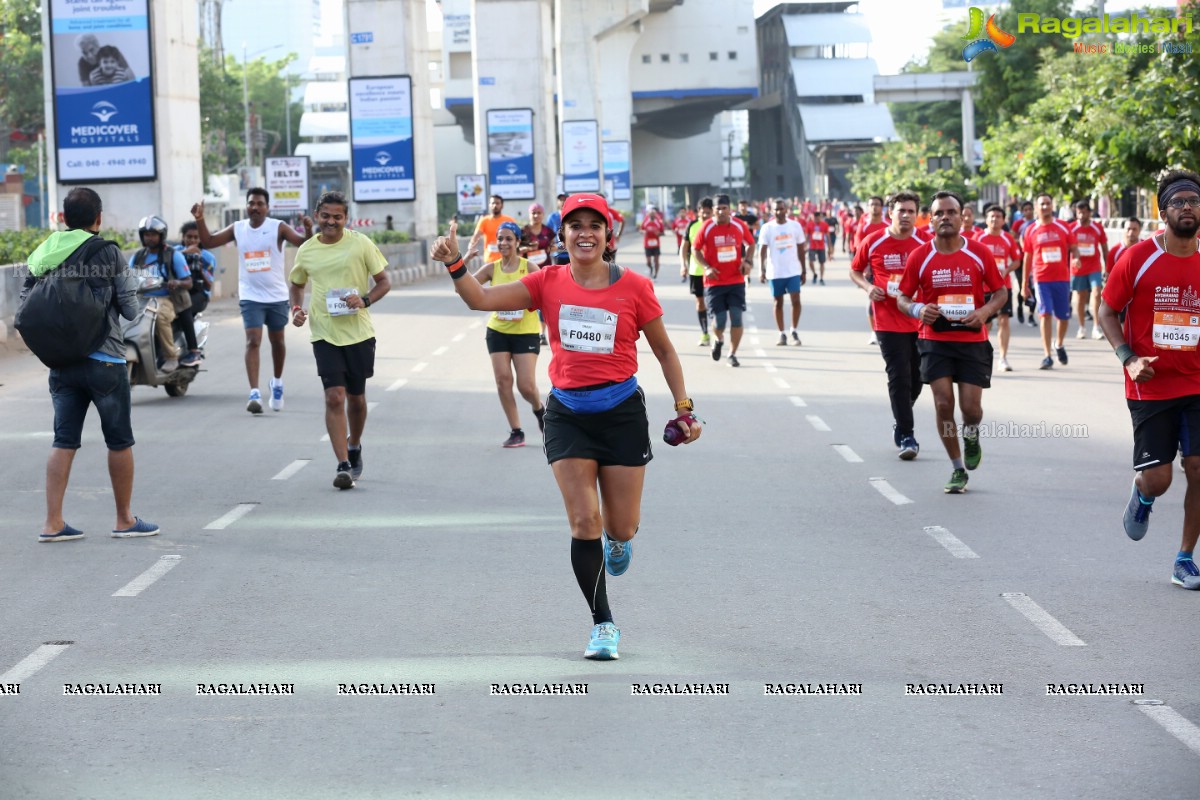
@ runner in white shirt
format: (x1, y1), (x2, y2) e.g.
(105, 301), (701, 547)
(192, 188), (313, 414)
(757, 199), (808, 345)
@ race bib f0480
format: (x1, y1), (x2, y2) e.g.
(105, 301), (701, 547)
(326, 288), (359, 317)
(558, 304), (617, 354)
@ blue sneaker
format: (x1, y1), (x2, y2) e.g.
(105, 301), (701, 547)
(602, 531), (632, 576)
(899, 436), (919, 461)
(269, 378), (284, 412)
(584, 622), (620, 660)
(1172, 559), (1200, 590)
(246, 388), (263, 414)
(111, 517), (160, 538)
(1123, 479), (1153, 541)
(39, 524), (84, 543)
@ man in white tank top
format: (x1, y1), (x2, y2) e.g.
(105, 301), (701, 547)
(191, 189), (312, 413)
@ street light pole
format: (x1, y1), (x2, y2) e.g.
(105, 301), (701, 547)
(242, 42), (252, 173)
(727, 131), (734, 194)
(284, 74), (292, 155)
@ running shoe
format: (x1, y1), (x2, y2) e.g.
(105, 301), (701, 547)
(347, 442), (363, 480)
(539, 333), (548, 346)
(944, 469), (969, 494)
(1056, 346), (1069, 365)
(1076, 328), (1087, 340)
(819, 278), (826, 286)
(1092, 328), (1106, 340)
(729, 354), (740, 367)
(791, 330), (801, 344)
(247, 388), (263, 414)
(963, 435), (982, 470)
(502, 430), (526, 448)
(1028, 316), (1038, 327)
(1000, 358), (1012, 372)
(712, 340), (723, 361)
(334, 461), (355, 490)
(179, 351), (203, 367)
(1123, 479), (1152, 541)
(698, 333), (710, 347)
(111, 517), (160, 538)
(1172, 559), (1200, 590)
(899, 436), (919, 461)
(602, 530), (632, 576)
(1039, 356), (1054, 370)
(534, 406), (546, 434)
(868, 335), (878, 346)
(39, 524), (84, 543)
(584, 622), (620, 660)
(269, 378), (284, 411)
(777, 333), (788, 346)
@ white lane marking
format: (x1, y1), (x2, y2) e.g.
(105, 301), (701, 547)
(754, 348), (767, 357)
(1136, 702), (1200, 757)
(271, 460), (311, 481)
(412, 362), (429, 373)
(469, 319), (483, 329)
(320, 434), (330, 442)
(204, 504), (258, 531)
(1, 643), (72, 683)
(923, 525), (980, 559)
(451, 332), (466, 343)
(386, 378), (408, 392)
(806, 415), (831, 432)
(367, 402), (379, 412)
(869, 477), (914, 505)
(764, 364), (778, 373)
(1001, 593), (1086, 646)
(789, 396), (807, 407)
(774, 378), (791, 389)
(432, 346), (449, 356)
(749, 336), (761, 346)
(832, 445), (863, 463)
(113, 555), (183, 597)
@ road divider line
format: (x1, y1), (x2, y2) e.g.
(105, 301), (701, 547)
(113, 555), (183, 597)
(832, 444), (863, 463)
(923, 525), (980, 559)
(469, 319), (482, 330)
(204, 503), (259, 531)
(1, 642), (72, 683)
(386, 378), (408, 392)
(1135, 701), (1200, 757)
(451, 332), (466, 343)
(764, 364), (778, 373)
(754, 348), (767, 357)
(411, 362), (429, 373)
(774, 378), (791, 389)
(789, 396), (807, 407)
(749, 336), (761, 346)
(271, 460), (310, 481)
(869, 477), (913, 505)
(432, 346), (449, 356)
(1001, 593), (1086, 646)
(806, 415), (831, 432)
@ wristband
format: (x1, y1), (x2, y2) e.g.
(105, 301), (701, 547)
(442, 255), (464, 272)
(1115, 344), (1136, 365)
(910, 302), (925, 320)
(674, 397), (694, 412)
(449, 265), (468, 281)
(291, 305), (303, 314)
(362, 295), (371, 309)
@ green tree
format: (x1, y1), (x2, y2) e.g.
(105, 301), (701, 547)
(0, 0), (45, 136)
(848, 125), (972, 203)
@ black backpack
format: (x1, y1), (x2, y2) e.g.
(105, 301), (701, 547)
(15, 236), (117, 368)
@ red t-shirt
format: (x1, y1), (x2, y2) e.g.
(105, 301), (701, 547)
(1070, 221), (1108, 275)
(975, 231), (1022, 289)
(960, 226), (980, 240)
(607, 208), (625, 231)
(1102, 237), (1200, 401)
(898, 237), (1005, 343)
(696, 219), (756, 286)
(1109, 240), (1136, 267)
(807, 220), (829, 250)
(520, 265), (663, 390)
(641, 217), (665, 249)
(1022, 220), (1073, 282)
(852, 228), (924, 333)
(855, 219), (886, 251)
(672, 217), (690, 241)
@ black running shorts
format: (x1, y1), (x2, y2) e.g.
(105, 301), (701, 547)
(917, 339), (993, 388)
(1128, 395), (1200, 471)
(543, 387), (652, 467)
(312, 337), (376, 395)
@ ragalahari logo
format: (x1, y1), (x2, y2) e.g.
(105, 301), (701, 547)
(962, 7), (1016, 62)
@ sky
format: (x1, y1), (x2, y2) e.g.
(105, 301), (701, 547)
(752, 0), (1163, 75)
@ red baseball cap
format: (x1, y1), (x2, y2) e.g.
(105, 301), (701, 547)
(560, 193), (611, 225)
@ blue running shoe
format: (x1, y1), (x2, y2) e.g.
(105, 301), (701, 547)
(1172, 559), (1200, 590)
(602, 531), (632, 576)
(899, 436), (919, 461)
(1123, 479), (1153, 541)
(584, 622), (620, 660)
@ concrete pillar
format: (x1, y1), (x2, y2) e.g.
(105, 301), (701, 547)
(42, 0), (203, 233)
(345, 0), (438, 238)
(961, 88), (976, 171)
(470, 0), (557, 210)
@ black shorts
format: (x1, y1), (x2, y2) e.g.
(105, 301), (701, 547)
(689, 275), (705, 298)
(918, 338), (993, 388)
(645, 247), (661, 257)
(486, 328), (541, 355)
(312, 337), (376, 395)
(1128, 395), (1200, 471)
(808, 249), (827, 265)
(704, 283), (747, 314)
(49, 360), (135, 450)
(543, 387), (652, 467)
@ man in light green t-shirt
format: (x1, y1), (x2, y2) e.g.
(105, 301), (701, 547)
(678, 197), (714, 346)
(290, 191), (391, 490)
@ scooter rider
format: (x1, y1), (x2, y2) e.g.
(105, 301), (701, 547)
(130, 216), (198, 370)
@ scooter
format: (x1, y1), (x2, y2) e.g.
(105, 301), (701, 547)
(121, 274), (209, 397)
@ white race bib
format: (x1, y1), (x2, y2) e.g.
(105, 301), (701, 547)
(646, 237), (659, 248)
(1041, 248), (1062, 263)
(558, 304), (618, 354)
(244, 249), (271, 273)
(938, 294), (975, 321)
(496, 309), (524, 322)
(526, 249), (546, 264)
(886, 279), (900, 298)
(326, 288), (359, 317)
(1153, 311), (1200, 351)
(1077, 243), (1095, 257)
(717, 245), (739, 264)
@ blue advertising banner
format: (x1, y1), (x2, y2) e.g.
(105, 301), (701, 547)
(602, 141), (630, 202)
(562, 120), (600, 193)
(48, 0), (156, 183)
(486, 109), (534, 201)
(349, 75), (415, 202)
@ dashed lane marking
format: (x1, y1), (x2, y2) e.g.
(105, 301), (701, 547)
(271, 460), (310, 481)
(204, 503), (259, 531)
(113, 556), (183, 597)
(923, 525), (980, 559)
(1001, 593), (1086, 646)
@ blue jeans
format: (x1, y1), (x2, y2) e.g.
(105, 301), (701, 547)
(49, 359), (135, 450)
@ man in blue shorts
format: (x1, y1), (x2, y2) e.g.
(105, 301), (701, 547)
(757, 198), (808, 345)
